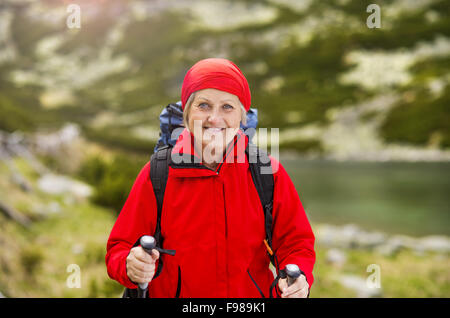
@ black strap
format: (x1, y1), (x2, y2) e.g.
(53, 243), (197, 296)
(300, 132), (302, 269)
(122, 145), (174, 298)
(245, 143), (275, 263)
(270, 270), (285, 298)
(149, 145), (171, 279)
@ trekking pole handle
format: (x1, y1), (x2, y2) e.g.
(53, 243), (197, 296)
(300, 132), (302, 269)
(138, 235), (156, 290)
(285, 264), (301, 287)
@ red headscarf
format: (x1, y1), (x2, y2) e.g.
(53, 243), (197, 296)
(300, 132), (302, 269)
(181, 58), (251, 111)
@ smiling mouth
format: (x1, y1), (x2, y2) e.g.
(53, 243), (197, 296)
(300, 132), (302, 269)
(203, 127), (225, 133)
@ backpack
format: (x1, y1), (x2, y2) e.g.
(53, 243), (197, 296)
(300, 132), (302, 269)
(123, 102), (280, 298)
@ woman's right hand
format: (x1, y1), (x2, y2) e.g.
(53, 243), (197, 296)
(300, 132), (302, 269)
(126, 246), (160, 285)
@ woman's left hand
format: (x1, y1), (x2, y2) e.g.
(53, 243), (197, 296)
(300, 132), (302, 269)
(278, 274), (309, 298)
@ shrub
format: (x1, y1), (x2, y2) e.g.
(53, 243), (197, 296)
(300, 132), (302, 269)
(78, 154), (147, 212)
(20, 246), (44, 275)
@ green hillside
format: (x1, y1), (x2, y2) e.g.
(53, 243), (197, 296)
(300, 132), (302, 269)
(0, 0), (449, 298)
(0, 0), (449, 156)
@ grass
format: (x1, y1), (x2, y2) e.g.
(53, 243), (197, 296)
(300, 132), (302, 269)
(1, 123), (449, 298)
(3, 204), (448, 298)
(311, 245), (450, 298)
(0, 194), (124, 297)
(0, 157), (449, 297)
(0, 0), (449, 297)
(0, 155), (125, 298)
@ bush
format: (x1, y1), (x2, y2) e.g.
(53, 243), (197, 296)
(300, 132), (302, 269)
(20, 246), (44, 275)
(78, 154), (147, 212)
(380, 90), (450, 148)
(0, 94), (36, 132)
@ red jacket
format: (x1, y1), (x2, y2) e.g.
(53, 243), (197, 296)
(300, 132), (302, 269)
(106, 129), (315, 297)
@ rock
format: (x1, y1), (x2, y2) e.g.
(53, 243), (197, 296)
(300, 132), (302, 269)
(37, 173), (92, 199)
(326, 248), (347, 267)
(31, 201), (62, 218)
(71, 243), (84, 255)
(63, 195), (75, 206)
(338, 274), (383, 298)
(33, 124), (81, 156)
(417, 236), (450, 254)
(10, 171), (32, 192)
(356, 231), (387, 249)
(375, 236), (411, 256)
(0, 200), (31, 228)
(316, 224), (388, 250)
(319, 224), (450, 256)
(339, 224), (361, 249)
(47, 201), (61, 214)
(316, 224), (361, 249)
(375, 242), (402, 257)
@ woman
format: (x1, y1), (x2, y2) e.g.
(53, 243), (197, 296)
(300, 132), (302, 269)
(106, 58), (315, 298)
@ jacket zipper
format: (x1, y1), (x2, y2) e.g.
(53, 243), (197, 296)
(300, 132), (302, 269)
(223, 185), (227, 238)
(215, 133), (241, 175)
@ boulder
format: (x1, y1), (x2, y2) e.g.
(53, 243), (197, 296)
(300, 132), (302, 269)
(10, 171), (32, 192)
(417, 236), (450, 254)
(338, 274), (383, 298)
(0, 200), (31, 227)
(37, 173), (92, 199)
(316, 224), (388, 250)
(325, 248), (347, 267)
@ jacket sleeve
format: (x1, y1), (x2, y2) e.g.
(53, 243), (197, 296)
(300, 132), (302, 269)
(270, 157), (316, 287)
(105, 162), (158, 289)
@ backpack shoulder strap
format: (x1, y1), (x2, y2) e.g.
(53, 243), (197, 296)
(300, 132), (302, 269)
(150, 145), (171, 218)
(149, 144), (171, 279)
(245, 143), (275, 261)
(246, 144), (284, 298)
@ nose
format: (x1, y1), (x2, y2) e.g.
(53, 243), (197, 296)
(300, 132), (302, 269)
(207, 108), (221, 125)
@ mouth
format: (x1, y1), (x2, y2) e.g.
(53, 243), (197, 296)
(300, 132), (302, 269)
(203, 127), (225, 134)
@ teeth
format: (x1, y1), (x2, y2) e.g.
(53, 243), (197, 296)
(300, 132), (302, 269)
(205, 128), (223, 132)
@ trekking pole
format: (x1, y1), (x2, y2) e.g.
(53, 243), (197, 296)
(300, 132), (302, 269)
(285, 264), (301, 287)
(137, 235), (156, 298)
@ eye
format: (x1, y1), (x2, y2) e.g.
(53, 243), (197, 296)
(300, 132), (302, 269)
(223, 104), (234, 110)
(197, 102), (209, 109)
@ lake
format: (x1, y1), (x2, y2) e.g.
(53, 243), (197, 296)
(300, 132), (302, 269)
(282, 158), (450, 237)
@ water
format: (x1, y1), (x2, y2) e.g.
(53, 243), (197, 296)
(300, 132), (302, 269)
(282, 158), (450, 237)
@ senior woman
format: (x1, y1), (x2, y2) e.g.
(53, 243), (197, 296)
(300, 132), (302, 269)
(106, 58), (315, 298)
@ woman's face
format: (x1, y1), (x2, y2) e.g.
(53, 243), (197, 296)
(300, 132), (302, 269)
(187, 88), (242, 162)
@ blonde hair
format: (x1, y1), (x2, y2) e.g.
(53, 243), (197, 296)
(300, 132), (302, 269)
(183, 92), (247, 130)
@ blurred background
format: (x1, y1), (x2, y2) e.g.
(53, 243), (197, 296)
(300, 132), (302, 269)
(0, 0), (449, 297)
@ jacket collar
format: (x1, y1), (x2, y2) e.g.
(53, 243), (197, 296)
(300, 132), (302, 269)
(169, 128), (248, 177)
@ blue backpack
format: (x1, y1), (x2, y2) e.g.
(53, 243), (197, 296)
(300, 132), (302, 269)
(154, 101), (258, 153)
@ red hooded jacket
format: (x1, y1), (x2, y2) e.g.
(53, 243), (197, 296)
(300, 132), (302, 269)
(105, 129), (315, 297)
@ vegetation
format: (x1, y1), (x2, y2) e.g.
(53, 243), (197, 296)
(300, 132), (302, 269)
(0, 0), (448, 298)
(78, 153), (147, 212)
(0, 0), (448, 153)
(381, 89), (450, 148)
